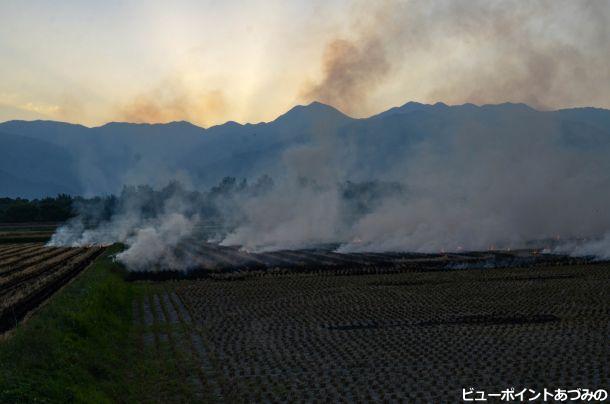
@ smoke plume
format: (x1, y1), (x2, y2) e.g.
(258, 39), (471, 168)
(45, 2), (610, 269)
(302, 0), (610, 114)
(217, 103), (610, 256)
(301, 37), (390, 116)
(48, 183), (205, 271)
(118, 77), (227, 126)
(48, 100), (610, 270)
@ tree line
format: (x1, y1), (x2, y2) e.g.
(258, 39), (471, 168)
(0, 194), (76, 223)
(0, 176), (404, 224)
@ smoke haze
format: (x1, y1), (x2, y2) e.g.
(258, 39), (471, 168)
(222, 106), (610, 254)
(301, 0), (610, 115)
(28, 1), (610, 270)
(45, 101), (610, 270)
(118, 77), (228, 126)
(2, 1), (610, 126)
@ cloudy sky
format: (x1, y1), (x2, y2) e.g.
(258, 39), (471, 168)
(1, 0), (608, 127)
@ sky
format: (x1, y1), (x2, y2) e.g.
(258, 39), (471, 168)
(1, 0), (609, 127)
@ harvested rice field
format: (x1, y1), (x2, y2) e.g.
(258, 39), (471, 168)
(0, 223), (59, 243)
(133, 260), (610, 402)
(0, 242), (105, 333)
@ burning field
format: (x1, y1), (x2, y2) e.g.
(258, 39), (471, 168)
(2, 204), (608, 402)
(127, 240), (593, 280)
(0, 237), (608, 401)
(1, 214), (607, 403)
(2, 0), (610, 400)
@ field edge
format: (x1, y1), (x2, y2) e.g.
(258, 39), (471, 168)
(0, 244), (137, 403)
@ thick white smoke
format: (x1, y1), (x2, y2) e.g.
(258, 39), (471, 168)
(115, 212), (198, 272)
(221, 130), (349, 251)
(221, 183), (344, 252)
(553, 233), (610, 260)
(48, 184), (201, 271)
(338, 123), (610, 253)
(49, 104), (610, 268)
(222, 108), (610, 255)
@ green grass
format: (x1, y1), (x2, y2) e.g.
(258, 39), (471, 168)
(0, 244), (201, 403)
(0, 244), (135, 403)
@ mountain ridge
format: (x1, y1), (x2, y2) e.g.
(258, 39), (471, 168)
(1, 100), (609, 197)
(7, 100), (605, 130)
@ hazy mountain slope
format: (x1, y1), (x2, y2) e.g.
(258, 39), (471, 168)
(178, 102), (355, 183)
(337, 103), (610, 181)
(0, 120), (209, 194)
(0, 169), (77, 199)
(0, 120), (91, 149)
(0, 132), (81, 198)
(0, 101), (609, 198)
(554, 107), (610, 131)
(369, 101), (449, 119)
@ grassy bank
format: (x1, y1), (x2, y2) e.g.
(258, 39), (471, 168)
(0, 244), (135, 403)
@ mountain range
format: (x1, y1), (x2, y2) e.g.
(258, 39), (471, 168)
(1, 101), (609, 198)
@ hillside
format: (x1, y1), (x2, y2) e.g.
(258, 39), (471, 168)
(0, 101), (609, 197)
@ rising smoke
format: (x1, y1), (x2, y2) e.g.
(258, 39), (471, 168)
(49, 102), (610, 271)
(222, 107), (610, 254)
(47, 0), (610, 270)
(118, 76), (228, 126)
(302, 0), (610, 114)
(48, 183), (205, 271)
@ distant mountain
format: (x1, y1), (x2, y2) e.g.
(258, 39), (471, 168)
(0, 169), (76, 199)
(0, 131), (81, 198)
(270, 101), (353, 130)
(370, 101), (449, 119)
(0, 101), (609, 197)
(179, 101), (354, 183)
